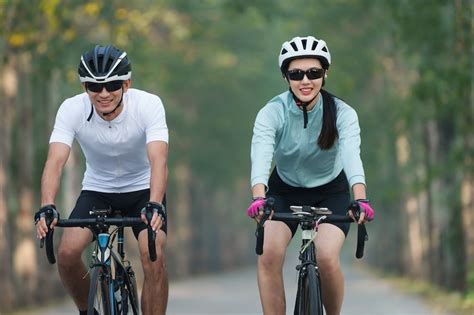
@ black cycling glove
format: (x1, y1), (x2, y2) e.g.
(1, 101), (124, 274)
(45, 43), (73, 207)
(141, 201), (166, 221)
(34, 204), (59, 224)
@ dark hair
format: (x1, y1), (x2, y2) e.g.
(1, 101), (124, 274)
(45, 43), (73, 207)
(318, 89), (338, 150)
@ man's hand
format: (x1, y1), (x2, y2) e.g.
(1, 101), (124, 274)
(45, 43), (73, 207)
(34, 204), (59, 239)
(141, 201), (166, 232)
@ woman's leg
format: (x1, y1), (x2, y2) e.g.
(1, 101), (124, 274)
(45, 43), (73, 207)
(257, 221), (292, 315)
(315, 223), (346, 315)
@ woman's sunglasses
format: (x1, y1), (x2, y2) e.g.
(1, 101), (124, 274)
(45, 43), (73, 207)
(85, 80), (123, 93)
(286, 68), (325, 81)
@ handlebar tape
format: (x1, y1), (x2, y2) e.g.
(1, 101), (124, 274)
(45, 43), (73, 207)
(145, 210), (157, 262)
(255, 225), (264, 255)
(356, 224), (368, 259)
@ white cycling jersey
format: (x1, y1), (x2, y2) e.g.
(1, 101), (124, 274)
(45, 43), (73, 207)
(50, 88), (168, 193)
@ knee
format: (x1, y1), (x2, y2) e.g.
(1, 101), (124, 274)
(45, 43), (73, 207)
(141, 247), (166, 279)
(258, 247), (285, 273)
(57, 243), (82, 269)
(316, 250), (340, 274)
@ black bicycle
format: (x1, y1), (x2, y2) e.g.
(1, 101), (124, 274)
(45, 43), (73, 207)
(39, 207), (157, 315)
(255, 198), (368, 315)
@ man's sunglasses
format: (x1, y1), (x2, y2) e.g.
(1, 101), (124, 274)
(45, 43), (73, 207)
(85, 80), (123, 93)
(286, 68), (325, 81)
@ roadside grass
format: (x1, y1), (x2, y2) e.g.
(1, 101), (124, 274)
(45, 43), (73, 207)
(381, 274), (474, 315)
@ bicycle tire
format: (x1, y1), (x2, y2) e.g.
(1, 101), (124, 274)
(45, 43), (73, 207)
(294, 267), (305, 314)
(88, 266), (113, 315)
(121, 266), (139, 315)
(294, 265), (323, 315)
(307, 265), (324, 315)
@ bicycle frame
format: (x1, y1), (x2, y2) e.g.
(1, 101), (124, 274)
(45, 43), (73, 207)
(39, 211), (154, 315)
(293, 216), (325, 315)
(91, 226), (137, 315)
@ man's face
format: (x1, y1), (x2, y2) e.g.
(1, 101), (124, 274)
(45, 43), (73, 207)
(84, 79), (131, 115)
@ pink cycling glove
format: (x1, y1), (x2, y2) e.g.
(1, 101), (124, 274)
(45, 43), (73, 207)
(246, 198), (266, 218)
(357, 200), (375, 221)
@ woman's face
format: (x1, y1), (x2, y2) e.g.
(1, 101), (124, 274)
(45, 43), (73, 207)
(286, 58), (325, 104)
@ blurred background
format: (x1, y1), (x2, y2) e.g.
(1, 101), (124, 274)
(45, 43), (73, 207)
(0, 0), (472, 312)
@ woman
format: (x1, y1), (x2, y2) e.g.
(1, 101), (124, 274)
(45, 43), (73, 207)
(247, 35), (375, 315)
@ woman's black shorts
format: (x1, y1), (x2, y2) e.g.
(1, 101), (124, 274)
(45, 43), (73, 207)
(69, 189), (167, 239)
(267, 169), (351, 237)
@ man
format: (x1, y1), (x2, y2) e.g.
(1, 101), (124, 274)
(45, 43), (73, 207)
(35, 45), (169, 315)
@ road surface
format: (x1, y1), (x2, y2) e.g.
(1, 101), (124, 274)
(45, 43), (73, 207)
(9, 247), (450, 315)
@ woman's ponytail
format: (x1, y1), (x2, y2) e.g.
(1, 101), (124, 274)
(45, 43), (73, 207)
(317, 89), (338, 150)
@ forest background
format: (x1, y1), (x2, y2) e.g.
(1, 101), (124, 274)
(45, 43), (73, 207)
(0, 0), (472, 312)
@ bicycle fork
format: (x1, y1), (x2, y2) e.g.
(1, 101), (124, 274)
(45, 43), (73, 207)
(96, 233), (116, 314)
(295, 228), (321, 315)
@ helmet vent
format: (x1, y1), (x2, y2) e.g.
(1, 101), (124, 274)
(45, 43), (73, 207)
(301, 39), (307, 49)
(322, 46), (328, 52)
(290, 42), (298, 51)
(311, 41), (318, 50)
(281, 48), (288, 55)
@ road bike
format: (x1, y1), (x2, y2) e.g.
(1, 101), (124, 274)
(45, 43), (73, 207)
(255, 198), (368, 315)
(39, 207), (157, 315)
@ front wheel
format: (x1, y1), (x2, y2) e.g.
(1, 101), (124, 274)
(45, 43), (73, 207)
(120, 266), (139, 315)
(88, 266), (113, 315)
(294, 265), (323, 315)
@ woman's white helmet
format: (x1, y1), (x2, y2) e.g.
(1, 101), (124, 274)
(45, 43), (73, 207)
(279, 36), (331, 72)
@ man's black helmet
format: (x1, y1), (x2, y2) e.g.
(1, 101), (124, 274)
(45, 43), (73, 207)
(78, 45), (131, 83)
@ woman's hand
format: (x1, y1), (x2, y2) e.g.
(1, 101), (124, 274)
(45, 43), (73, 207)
(246, 198), (266, 219)
(348, 199), (374, 224)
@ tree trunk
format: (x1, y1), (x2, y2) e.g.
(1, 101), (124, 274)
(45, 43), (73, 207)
(13, 53), (38, 304)
(0, 55), (18, 310)
(170, 162), (192, 277)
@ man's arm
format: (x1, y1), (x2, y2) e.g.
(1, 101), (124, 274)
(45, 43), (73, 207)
(143, 140), (168, 231)
(41, 143), (71, 205)
(147, 141), (168, 203)
(36, 142), (71, 238)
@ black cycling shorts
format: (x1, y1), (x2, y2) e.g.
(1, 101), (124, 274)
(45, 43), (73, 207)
(267, 169), (351, 237)
(69, 189), (167, 239)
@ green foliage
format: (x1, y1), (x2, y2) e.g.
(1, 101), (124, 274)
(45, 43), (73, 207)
(0, 0), (472, 309)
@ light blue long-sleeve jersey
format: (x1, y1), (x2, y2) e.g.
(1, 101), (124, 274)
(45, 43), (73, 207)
(251, 91), (365, 188)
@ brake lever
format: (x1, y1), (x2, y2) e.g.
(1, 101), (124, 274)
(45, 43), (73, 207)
(145, 208), (157, 262)
(255, 198), (274, 255)
(39, 211), (54, 249)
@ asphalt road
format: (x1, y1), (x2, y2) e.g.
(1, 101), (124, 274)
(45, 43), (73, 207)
(9, 246), (451, 315)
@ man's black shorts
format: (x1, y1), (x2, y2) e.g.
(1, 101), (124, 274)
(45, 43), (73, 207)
(69, 189), (167, 239)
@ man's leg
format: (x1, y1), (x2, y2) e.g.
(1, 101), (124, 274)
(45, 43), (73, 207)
(315, 223), (346, 315)
(138, 229), (168, 315)
(57, 227), (93, 311)
(257, 221), (292, 315)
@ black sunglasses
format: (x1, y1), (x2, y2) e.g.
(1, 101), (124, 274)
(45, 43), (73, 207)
(286, 68), (325, 81)
(85, 81), (123, 93)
